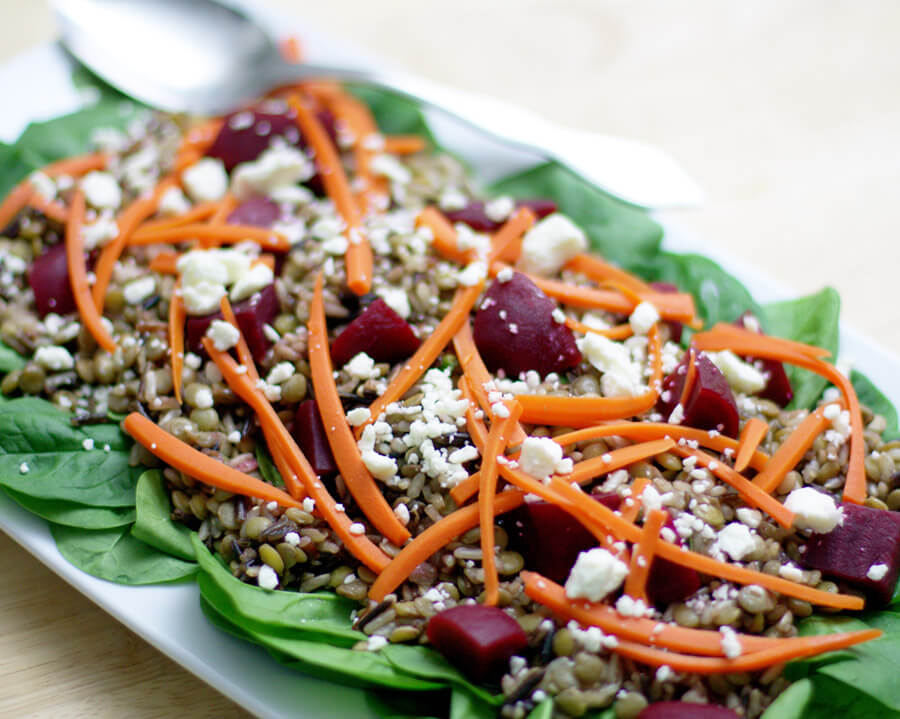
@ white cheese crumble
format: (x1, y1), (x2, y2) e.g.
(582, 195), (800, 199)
(82, 213), (120, 250)
(366, 635), (388, 651)
(349, 522), (367, 536)
(784, 487), (843, 533)
(266, 362), (295, 385)
(29, 171), (56, 201)
(207, 320), (241, 351)
(370, 154), (411, 185)
(484, 195), (515, 223)
(438, 188), (467, 211)
(181, 281), (227, 316)
(345, 353), (381, 380)
(564, 548), (629, 602)
(735, 507), (762, 529)
(227, 430), (242, 443)
(81, 171), (121, 209)
(708, 350), (767, 394)
(123, 276), (156, 305)
(457, 260), (487, 287)
(182, 158), (228, 202)
(580, 334), (644, 398)
(302, 497), (316, 513)
(720, 627), (742, 659)
(192, 386), (214, 410)
(257, 565), (279, 590)
(393, 503), (410, 526)
(158, 186), (191, 216)
(283, 531), (300, 546)
(374, 285), (411, 319)
(321, 235), (349, 256)
(347, 407), (372, 427)
(629, 301), (660, 336)
(867, 563), (889, 581)
(519, 436), (568, 482)
(231, 145), (313, 200)
(517, 213), (587, 276)
(34, 345), (75, 371)
(82, 438), (95, 451)
(230, 263), (274, 302)
(714, 522), (757, 562)
(19, 462), (29, 474)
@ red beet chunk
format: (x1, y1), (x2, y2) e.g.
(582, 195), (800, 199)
(735, 312), (793, 406)
(658, 353), (739, 438)
(291, 399), (337, 477)
(226, 196), (280, 228)
(185, 283), (279, 361)
(801, 503), (900, 606)
(511, 501), (599, 584)
(646, 513), (701, 606)
(444, 199), (558, 232)
(638, 701), (740, 719)
(330, 298), (420, 368)
(473, 272), (581, 377)
(208, 109), (303, 171)
(649, 281), (683, 344)
(426, 604), (527, 683)
(590, 490), (623, 511)
(28, 242), (78, 317)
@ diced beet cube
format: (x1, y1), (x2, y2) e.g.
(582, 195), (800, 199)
(291, 399), (337, 477)
(649, 281), (683, 344)
(444, 199), (558, 232)
(735, 312), (793, 406)
(208, 109), (303, 171)
(330, 298), (420, 368)
(801, 503), (900, 606)
(226, 196), (280, 228)
(28, 242), (78, 317)
(426, 604), (528, 683)
(638, 701), (740, 719)
(658, 353), (739, 438)
(590, 490), (623, 511)
(473, 272), (581, 377)
(185, 283), (280, 361)
(646, 513), (701, 606)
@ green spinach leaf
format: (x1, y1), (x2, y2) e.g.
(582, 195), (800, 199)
(449, 686), (497, 719)
(852, 370), (900, 441)
(0, 340), (24, 372)
(131, 470), (195, 561)
(349, 85), (438, 147)
(527, 699), (554, 719)
(1, 486), (135, 529)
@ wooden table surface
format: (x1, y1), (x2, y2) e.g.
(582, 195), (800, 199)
(1, 1), (899, 716)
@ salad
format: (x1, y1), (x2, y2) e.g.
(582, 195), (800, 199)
(1, 70), (900, 719)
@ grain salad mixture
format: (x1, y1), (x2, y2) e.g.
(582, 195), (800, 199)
(1, 81), (899, 719)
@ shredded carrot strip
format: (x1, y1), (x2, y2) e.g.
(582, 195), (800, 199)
(693, 325), (863, 503)
(487, 207), (535, 265)
(452, 320), (526, 447)
(43, 153), (109, 177)
(208, 193), (239, 224)
(517, 325), (661, 426)
(382, 135), (427, 155)
(26, 194), (69, 223)
(521, 572), (879, 670)
(565, 253), (653, 295)
(218, 296), (258, 381)
(672, 445), (795, 529)
(735, 418), (770, 473)
(416, 207), (474, 265)
(169, 282), (186, 404)
(308, 273), (411, 546)
(357, 281), (485, 436)
(480, 402), (523, 605)
(176, 118), (223, 161)
(564, 317), (634, 340)
(619, 477), (650, 524)
(459, 376), (489, 449)
(677, 347), (698, 410)
(123, 413), (303, 508)
(368, 490), (525, 602)
(65, 190), (116, 353)
(288, 93), (373, 295)
(149, 251), (180, 275)
(173, 150), (203, 174)
(624, 509), (667, 602)
(203, 339), (391, 572)
(280, 35), (303, 63)
(551, 422), (770, 472)
(127, 223), (291, 251)
(749, 407), (833, 493)
(133, 201), (220, 236)
(93, 176), (178, 312)
(0, 182), (35, 230)
(565, 438), (676, 487)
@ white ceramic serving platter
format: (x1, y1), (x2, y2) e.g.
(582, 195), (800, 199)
(1, 5), (899, 719)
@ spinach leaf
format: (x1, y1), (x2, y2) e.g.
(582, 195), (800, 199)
(528, 699), (554, 719)
(0, 398), (139, 506)
(131, 470), (195, 561)
(349, 85), (439, 147)
(762, 288), (841, 409)
(852, 370), (900, 441)
(645, 251), (762, 328)
(0, 141), (36, 206)
(193, 536), (362, 645)
(0, 340), (24, 372)
(1, 486), (135, 529)
(365, 690), (447, 719)
(51, 523), (197, 584)
(799, 676), (900, 719)
(449, 686), (497, 719)
(489, 162), (663, 271)
(760, 678), (813, 719)
(255, 444), (284, 488)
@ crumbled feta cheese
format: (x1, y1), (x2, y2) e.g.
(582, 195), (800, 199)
(283, 531), (300, 546)
(370, 154), (411, 184)
(656, 665), (674, 682)
(715, 522), (757, 561)
(123, 276), (156, 305)
(207, 320), (241, 351)
(345, 352), (380, 380)
(181, 280), (227, 315)
(457, 260), (487, 287)
(321, 235), (348, 255)
(640, 484), (663, 512)
(302, 497), (316, 513)
(374, 285), (411, 319)
(182, 158), (228, 202)
(366, 635), (388, 651)
(438, 188), (467, 211)
(736, 507), (762, 529)
(779, 564), (805, 583)
(158, 186), (191, 216)
(823, 403), (841, 420)
(185, 352), (203, 370)
(257, 565), (279, 590)
(82, 213), (120, 250)
(867, 563), (889, 581)
(231, 145), (313, 200)
(720, 627), (742, 659)
(256, 380), (281, 402)
(29, 171), (56, 201)
(361, 450), (398, 482)
(227, 430), (242, 443)
(192, 386), (214, 409)
(517, 213), (587, 276)
(230, 263), (274, 302)
(784, 487), (843, 533)
(616, 595), (651, 617)
(668, 403), (685, 425)
(394, 503), (410, 526)
(708, 350), (767, 394)
(448, 446), (479, 464)
(34, 345), (74, 371)
(565, 548), (629, 602)
(266, 362), (295, 385)
(19, 462), (29, 474)
(580, 334), (643, 398)
(519, 436), (565, 482)
(347, 407), (372, 427)
(349, 522), (366, 536)
(496, 267), (514, 283)
(82, 438), (95, 451)
(81, 171), (122, 209)
(484, 195), (515, 223)
(629, 301), (660, 336)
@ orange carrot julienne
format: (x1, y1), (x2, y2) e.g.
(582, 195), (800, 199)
(357, 281), (485, 436)
(279, 35), (303, 63)
(42, 152), (109, 178)
(149, 251), (180, 275)
(208, 192), (239, 225)
(0, 182), (35, 231)
(133, 201), (221, 236)
(565, 438), (676, 488)
(565, 253), (653, 295)
(169, 282), (186, 404)
(382, 135), (427, 155)
(123, 412), (303, 509)
(203, 338), (391, 572)
(672, 444), (795, 529)
(218, 295), (259, 382)
(368, 489), (525, 602)
(417, 207), (474, 265)
(564, 317), (634, 340)
(26, 194), (69, 223)
(176, 118), (223, 160)
(128, 223), (291, 251)
(694, 322), (832, 360)
(551, 422), (770, 472)
(750, 406), (833, 493)
(487, 206), (535, 265)
(308, 273), (411, 547)
(288, 93), (373, 295)
(678, 347), (698, 410)
(624, 508), (667, 602)
(619, 477), (650, 525)
(480, 402), (523, 605)
(735, 417), (770, 473)
(65, 190), (116, 353)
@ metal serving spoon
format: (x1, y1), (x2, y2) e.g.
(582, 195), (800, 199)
(50, 0), (703, 208)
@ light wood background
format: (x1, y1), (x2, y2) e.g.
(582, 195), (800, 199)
(1, 1), (899, 716)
